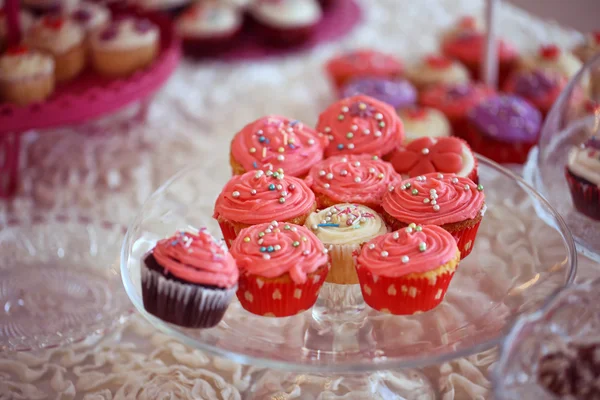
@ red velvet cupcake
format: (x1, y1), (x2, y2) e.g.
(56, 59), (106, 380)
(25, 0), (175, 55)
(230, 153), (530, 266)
(231, 222), (329, 317)
(356, 224), (460, 315)
(305, 154), (401, 212)
(382, 172), (486, 259)
(389, 136), (478, 183)
(325, 49), (404, 90)
(317, 95), (405, 158)
(419, 82), (494, 138)
(142, 230), (239, 328)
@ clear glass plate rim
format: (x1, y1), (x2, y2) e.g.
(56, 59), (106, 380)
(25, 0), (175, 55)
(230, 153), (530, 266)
(120, 154), (578, 372)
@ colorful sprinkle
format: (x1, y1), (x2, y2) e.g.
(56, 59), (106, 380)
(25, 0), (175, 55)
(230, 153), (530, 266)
(401, 255), (409, 263)
(337, 144), (344, 150)
(292, 241), (300, 247)
(411, 189), (418, 195)
(419, 242), (427, 252)
(244, 237), (250, 243)
(268, 184), (276, 190)
(317, 223), (340, 227)
(279, 198), (286, 204)
(381, 251), (389, 257)
(249, 147), (256, 153)
(477, 184), (484, 191)
(232, 191), (240, 198)
(433, 205), (440, 211)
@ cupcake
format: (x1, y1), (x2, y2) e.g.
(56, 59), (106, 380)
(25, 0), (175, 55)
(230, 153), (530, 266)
(464, 94), (542, 164)
(305, 204), (388, 285)
(398, 106), (451, 142)
(176, 2), (242, 57)
(305, 154), (401, 212)
(565, 136), (600, 221)
(90, 17), (159, 78)
(406, 54), (470, 92)
(231, 222), (329, 317)
(519, 45), (588, 93)
(317, 95), (405, 158)
(249, 0), (322, 47)
(573, 32), (600, 98)
(389, 136), (478, 183)
(339, 77), (417, 110)
(141, 229), (238, 328)
(213, 168), (316, 246)
(68, 1), (111, 36)
(325, 49), (404, 90)
(0, 7), (34, 52)
(441, 15), (518, 84)
(355, 224), (460, 315)
(230, 115), (328, 178)
(25, 15), (86, 82)
(419, 83), (494, 139)
(22, 0), (80, 14)
(0, 45), (55, 105)
(503, 68), (583, 117)
(382, 172), (486, 259)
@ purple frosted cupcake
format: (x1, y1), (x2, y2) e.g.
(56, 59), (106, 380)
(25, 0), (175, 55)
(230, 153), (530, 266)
(340, 77), (417, 110)
(465, 95), (542, 164)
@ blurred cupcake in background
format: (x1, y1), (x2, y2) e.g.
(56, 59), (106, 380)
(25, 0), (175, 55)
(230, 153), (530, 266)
(0, 45), (55, 105)
(325, 49), (404, 90)
(565, 136), (600, 221)
(406, 54), (470, 92)
(339, 77), (417, 111)
(397, 106), (451, 142)
(68, 1), (111, 36)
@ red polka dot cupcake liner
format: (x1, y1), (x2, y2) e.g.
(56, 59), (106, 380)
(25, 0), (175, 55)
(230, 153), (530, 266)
(464, 125), (536, 165)
(217, 219), (240, 248)
(446, 219), (482, 260)
(565, 168), (600, 221)
(236, 265), (329, 317)
(356, 259), (457, 315)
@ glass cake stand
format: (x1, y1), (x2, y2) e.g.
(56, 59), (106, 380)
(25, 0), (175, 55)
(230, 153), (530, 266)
(121, 156), (577, 380)
(523, 53), (600, 263)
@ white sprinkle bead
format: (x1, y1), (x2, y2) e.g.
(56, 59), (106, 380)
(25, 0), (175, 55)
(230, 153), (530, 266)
(352, 124), (358, 131)
(265, 229), (272, 234)
(452, 177), (459, 183)
(437, 173), (444, 179)
(363, 129), (370, 135)
(369, 167), (376, 173)
(326, 173), (334, 180)
(401, 255), (409, 263)
(430, 189), (437, 194)
(277, 155), (285, 161)
(281, 191), (288, 196)
(423, 198), (430, 204)
(354, 161), (361, 167)
(324, 183), (331, 189)
(308, 139), (315, 145)
(381, 251), (389, 257)
(266, 170), (273, 176)
(292, 227), (298, 232)
(354, 177), (362, 183)
(392, 232), (399, 239)
(431, 200), (437, 205)
(341, 157), (348, 162)
(374, 131), (382, 137)
(348, 143), (355, 149)
(311, 224), (318, 230)
(302, 250), (310, 256)
(433, 205), (440, 211)
(431, 193), (438, 199)
(388, 185), (395, 192)
(271, 221), (278, 226)
(263, 254), (271, 260)
(464, 185), (471, 190)
(251, 189), (257, 195)
(368, 243), (376, 249)
(276, 184), (283, 190)
(274, 245), (281, 251)
(232, 191), (240, 198)
(342, 106), (349, 112)
(255, 171), (264, 179)
(319, 170), (326, 176)
(405, 227), (413, 233)
(323, 248), (328, 254)
(340, 170), (348, 176)
(422, 148), (430, 155)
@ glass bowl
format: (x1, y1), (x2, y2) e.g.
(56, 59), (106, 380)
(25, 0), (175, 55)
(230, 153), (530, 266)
(494, 278), (600, 400)
(523, 53), (600, 263)
(121, 155), (577, 373)
(0, 213), (131, 351)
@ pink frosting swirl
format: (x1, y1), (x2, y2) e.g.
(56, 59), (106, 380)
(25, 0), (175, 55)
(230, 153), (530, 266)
(152, 230), (238, 288)
(357, 225), (458, 276)
(317, 95), (404, 157)
(382, 173), (485, 225)
(214, 169), (315, 225)
(305, 154), (401, 205)
(231, 222), (328, 284)
(231, 116), (328, 177)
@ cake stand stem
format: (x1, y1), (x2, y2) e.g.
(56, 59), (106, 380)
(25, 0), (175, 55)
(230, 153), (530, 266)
(482, 0), (500, 89)
(312, 282), (366, 324)
(0, 132), (21, 198)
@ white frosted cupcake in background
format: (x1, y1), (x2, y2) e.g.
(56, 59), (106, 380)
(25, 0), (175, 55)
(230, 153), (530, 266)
(25, 15), (85, 82)
(398, 106), (451, 142)
(0, 7), (34, 52)
(90, 17), (159, 78)
(406, 54), (470, 91)
(0, 46), (55, 105)
(305, 204), (388, 285)
(68, 1), (110, 36)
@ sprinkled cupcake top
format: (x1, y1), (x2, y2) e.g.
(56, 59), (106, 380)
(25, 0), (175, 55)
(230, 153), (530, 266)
(357, 225), (458, 277)
(25, 15), (84, 54)
(152, 229), (238, 288)
(568, 136), (600, 187)
(420, 83), (494, 119)
(468, 95), (542, 143)
(176, 2), (241, 37)
(383, 172), (485, 225)
(398, 107), (451, 141)
(340, 78), (417, 110)
(304, 204), (388, 245)
(305, 154), (401, 205)
(91, 17), (159, 50)
(326, 50), (403, 81)
(317, 95), (404, 157)
(231, 222), (328, 284)
(390, 136), (475, 178)
(214, 169), (315, 225)
(231, 115), (327, 177)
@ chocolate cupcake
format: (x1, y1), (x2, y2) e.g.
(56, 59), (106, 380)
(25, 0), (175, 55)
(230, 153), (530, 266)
(142, 229), (239, 328)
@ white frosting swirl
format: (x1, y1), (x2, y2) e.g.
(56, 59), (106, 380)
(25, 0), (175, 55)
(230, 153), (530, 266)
(176, 3), (241, 37)
(91, 18), (159, 51)
(399, 107), (451, 142)
(25, 17), (84, 54)
(250, 0), (321, 28)
(568, 141), (600, 186)
(304, 204), (388, 245)
(0, 50), (55, 81)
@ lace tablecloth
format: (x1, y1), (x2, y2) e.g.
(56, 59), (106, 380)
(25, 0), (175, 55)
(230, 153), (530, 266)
(1, 0), (599, 398)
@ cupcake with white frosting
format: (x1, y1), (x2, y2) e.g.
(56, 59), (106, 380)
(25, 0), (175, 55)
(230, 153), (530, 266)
(90, 17), (159, 77)
(305, 204), (388, 285)
(566, 136), (600, 220)
(25, 15), (86, 82)
(68, 1), (110, 35)
(0, 45), (55, 105)
(249, 0), (322, 46)
(397, 106), (451, 142)
(406, 54), (470, 91)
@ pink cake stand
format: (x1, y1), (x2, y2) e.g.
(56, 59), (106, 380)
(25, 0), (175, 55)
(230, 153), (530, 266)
(0, 1), (181, 198)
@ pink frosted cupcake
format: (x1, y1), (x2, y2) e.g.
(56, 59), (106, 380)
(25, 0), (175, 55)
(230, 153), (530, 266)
(389, 136), (478, 183)
(406, 54), (470, 92)
(214, 169), (316, 246)
(382, 172), (486, 259)
(398, 106), (451, 142)
(419, 83), (494, 139)
(305, 154), (401, 212)
(325, 49), (404, 90)
(317, 95), (405, 158)
(249, 0), (322, 46)
(176, 2), (243, 57)
(142, 229), (238, 328)
(231, 222), (329, 317)
(230, 115), (328, 178)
